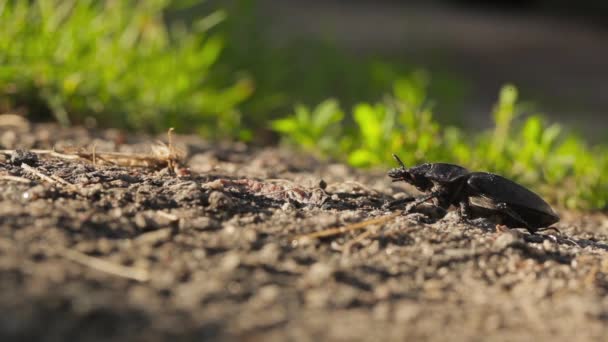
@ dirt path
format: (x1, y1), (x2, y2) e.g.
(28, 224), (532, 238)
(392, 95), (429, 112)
(1, 123), (608, 341)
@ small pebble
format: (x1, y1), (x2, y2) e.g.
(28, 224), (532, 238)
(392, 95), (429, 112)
(207, 191), (234, 209)
(493, 230), (524, 249)
(179, 217), (221, 231)
(10, 149), (38, 166)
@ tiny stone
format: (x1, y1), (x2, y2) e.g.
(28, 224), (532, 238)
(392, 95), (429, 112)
(257, 285), (280, 304)
(80, 184), (103, 197)
(318, 179), (327, 189)
(202, 179), (225, 191)
(180, 217), (221, 231)
(243, 229), (258, 242)
(134, 213), (149, 229)
(258, 243), (281, 264)
(373, 302), (391, 321)
(331, 286), (359, 308)
(1, 131), (17, 148)
(305, 288), (331, 308)
(224, 224), (237, 234)
(304, 262), (333, 287)
(542, 238), (555, 251)
(394, 302), (421, 322)
(135, 228), (172, 245)
(493, 230), (523, 249)
(10, 149), (38, 166)
(207, 191), (233, 209)
(281, 201), (294, 211)
(220, 253), (241, 272)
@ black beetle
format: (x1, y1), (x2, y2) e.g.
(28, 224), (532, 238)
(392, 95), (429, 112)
(388, 154), (559, 233)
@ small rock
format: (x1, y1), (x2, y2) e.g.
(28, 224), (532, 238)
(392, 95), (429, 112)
(207, 191), (233, 209)
(253, 285), (280, 306)
(281, 201), (295, 211)
(305, 288), (331, 308)
(257, 243), (281, 264)
(134, 212), (151, 229)
(394, 301), (421, 322)
(319, 179), (327, 189)
(542, 238), (556, 251)
(220, 252), (241, 272)
(493, 229), (524, 249)
(303, 262), (334, 287)
(10, 149), (38, 166)
(202, 179), (225, 191)
(1, 130), (17, 148)
(21, 185), (47, 202)
(243, 229), (258, 242)
(180, 217), (221, 231)
(373, 302), (391, 321)
(135, 228), (172, 245)
(330, 285), (359, 308)
(79, 184), (103, 197)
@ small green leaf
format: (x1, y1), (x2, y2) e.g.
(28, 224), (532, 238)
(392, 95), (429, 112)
(271, 118), (298, 133)
(311, 99), (342, 132)
(522, 116), (542, 143)
(348, 149), (377, 167)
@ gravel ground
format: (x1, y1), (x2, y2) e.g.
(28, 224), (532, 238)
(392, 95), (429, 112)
(1, 120), (608, 341)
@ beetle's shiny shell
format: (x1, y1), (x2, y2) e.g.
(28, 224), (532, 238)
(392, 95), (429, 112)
(466, 172), (559, 228)
(411, 163), (470, 183)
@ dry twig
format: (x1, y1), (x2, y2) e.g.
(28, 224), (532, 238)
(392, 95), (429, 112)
(20, 163), (61, 185)
(0, 174), (32, 184)
(293, 212), (401, 243)
(20, 163), (91, 197)
(341, 228), (379, 253)
(57, 247), (150, 282)
(0, 128), (184, 170)
(156, 211), (179, 222)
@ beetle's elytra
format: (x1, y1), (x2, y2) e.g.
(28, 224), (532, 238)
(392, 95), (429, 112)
(388, 154), (559, 233)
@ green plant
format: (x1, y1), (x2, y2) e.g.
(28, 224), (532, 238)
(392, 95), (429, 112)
(0, 0), (467, 142)
(0, 0), (252, 138)
(273, 82), (608, 210)
(346, 74), (442, 167)
(271, 99), (344, 156)
(468, 85), (608, 209)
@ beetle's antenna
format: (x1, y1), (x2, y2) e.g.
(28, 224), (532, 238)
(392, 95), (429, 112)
(392, 154), (406, 169)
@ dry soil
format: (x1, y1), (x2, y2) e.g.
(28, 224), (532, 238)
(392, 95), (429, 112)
(1, 122), (608, 342)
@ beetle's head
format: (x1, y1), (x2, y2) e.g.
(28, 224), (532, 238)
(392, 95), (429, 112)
(388, 154), (433, 191)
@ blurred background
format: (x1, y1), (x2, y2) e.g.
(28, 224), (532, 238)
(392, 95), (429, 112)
(0, 0), (607, 208)
(253, 0), (608, 139)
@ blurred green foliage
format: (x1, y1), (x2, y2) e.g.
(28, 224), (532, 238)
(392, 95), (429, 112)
(0, 0), (252, 139)
(0, 0), (606, 210)
(0, 0), (464, 140)
(271, 99), (344, 153)
(273, 83), (608, 210)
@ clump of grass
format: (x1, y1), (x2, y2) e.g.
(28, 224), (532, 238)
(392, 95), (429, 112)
(273, 82), (608, 210)
(271, 99), (344, 154)
(0, 0), (252, 139)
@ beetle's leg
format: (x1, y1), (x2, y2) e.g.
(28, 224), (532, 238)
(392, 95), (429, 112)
(404, 191), (441, 213)
(535, 227), (580, 247)
(458, 200), (472, 222)
(537, 226), (561, 234)
(385, 196), (415, 209)
(495, 202), (532, 230)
